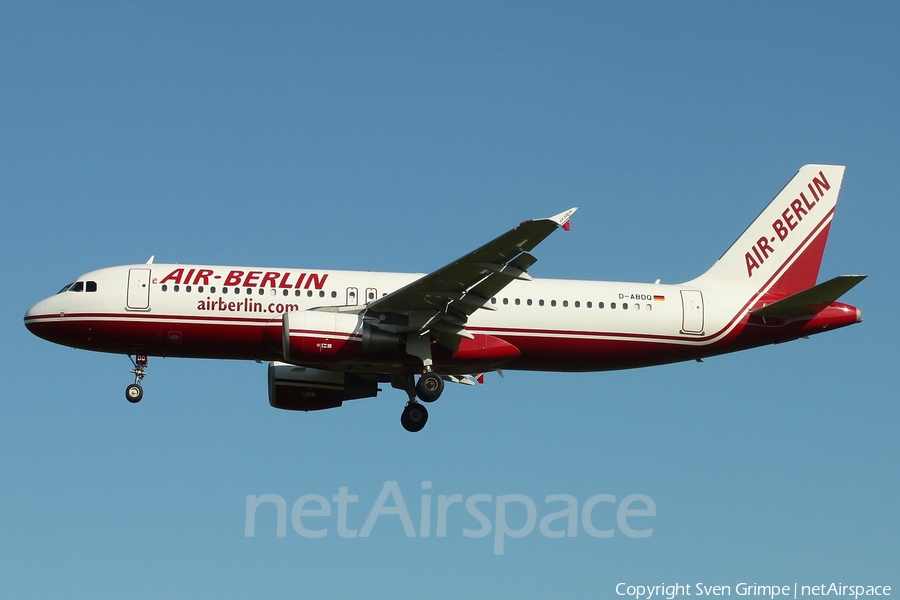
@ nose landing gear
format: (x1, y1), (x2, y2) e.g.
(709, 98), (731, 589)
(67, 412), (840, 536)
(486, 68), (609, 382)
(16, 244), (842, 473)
(126, 354), (148, 403)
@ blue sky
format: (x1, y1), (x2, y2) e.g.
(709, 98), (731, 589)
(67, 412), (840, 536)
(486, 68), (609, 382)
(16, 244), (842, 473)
(1, 2), (896, 598)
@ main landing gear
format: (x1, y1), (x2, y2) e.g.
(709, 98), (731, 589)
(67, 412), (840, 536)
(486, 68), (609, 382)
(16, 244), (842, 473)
(394, 371), (446, 433)
(126, 354), (148, 403)
(416, 372), (444, 403)
(401, 402), (428, 433)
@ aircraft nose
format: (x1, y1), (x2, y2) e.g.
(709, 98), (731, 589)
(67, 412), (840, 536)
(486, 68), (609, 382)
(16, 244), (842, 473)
(25, 300), (41, 327)
(24, 298), (55, 338)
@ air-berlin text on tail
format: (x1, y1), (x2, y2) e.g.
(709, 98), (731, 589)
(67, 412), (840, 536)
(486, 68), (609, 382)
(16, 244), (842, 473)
(156, 268), (329, 289)
(745, 171), (832, 278)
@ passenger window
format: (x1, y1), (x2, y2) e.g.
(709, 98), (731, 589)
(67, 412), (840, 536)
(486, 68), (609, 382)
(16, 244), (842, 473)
(574, 301), (580, 308)
(539, 299), (545, 306)
(210, 286), (216, 293)
(514, 298), (520, 305)
(527, 299), (533, 306)
(331, 291), (337, 298)
(503, 298), (509, 305)
(258, 288), (264, 295)
(319, 291), (325, 298)
(623, 303), (628, 310)
(491, 298), (497, 304)
(161, 284), (168, 292)
(186, 285), (192, 292)
(295, 290), (301, 297)
(174, 285), (180, 292)
(198, 286), (204, 293)
(611, 302), (616, 309)
(551, 300), (557, 307)
(563, 300), (568, 307)
(587, 301), (592, 308)
(246, 288), (253, 295)
(598, 302), (604, 309)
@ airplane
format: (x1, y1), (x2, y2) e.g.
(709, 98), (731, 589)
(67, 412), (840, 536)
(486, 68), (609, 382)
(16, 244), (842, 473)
(24, 165), (864, 432)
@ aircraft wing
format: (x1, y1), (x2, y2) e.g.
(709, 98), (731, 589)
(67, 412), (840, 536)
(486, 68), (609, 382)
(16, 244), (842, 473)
(363, 208), (576, 341)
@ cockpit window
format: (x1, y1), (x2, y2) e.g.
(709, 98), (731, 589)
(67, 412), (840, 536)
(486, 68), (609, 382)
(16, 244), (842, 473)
(57, 280), (94, 293)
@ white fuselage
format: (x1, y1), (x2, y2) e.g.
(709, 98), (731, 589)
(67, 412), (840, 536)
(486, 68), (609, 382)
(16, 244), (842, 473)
(24, 261), (856, 375)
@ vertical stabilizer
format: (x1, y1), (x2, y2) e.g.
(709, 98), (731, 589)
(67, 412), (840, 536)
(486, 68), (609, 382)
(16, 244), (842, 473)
(688, 165), (845, 296)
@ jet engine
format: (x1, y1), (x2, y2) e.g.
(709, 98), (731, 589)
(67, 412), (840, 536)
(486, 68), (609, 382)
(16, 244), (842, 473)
(268, 362), (379, 411)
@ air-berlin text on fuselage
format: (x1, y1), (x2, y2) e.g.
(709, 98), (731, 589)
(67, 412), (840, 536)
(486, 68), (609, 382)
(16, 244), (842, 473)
(157, 268), (329, 289)
(745, 171), (831, 278)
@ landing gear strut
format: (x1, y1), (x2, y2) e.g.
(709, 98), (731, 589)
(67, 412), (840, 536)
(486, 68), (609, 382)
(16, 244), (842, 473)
(126, 354), (147, 403)
(394, 332), (448, 430)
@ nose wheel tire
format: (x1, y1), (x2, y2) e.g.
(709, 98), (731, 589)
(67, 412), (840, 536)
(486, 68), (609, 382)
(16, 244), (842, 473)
(126, 383), (143, 403)
(400, 402), (428, 432)
(126, 354), (148, 403)
(415, 372), (444, 403)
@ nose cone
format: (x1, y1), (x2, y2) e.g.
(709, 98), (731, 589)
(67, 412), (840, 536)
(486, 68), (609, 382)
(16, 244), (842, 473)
(25, 300), (42, 331)
(24, 297), (58, 341)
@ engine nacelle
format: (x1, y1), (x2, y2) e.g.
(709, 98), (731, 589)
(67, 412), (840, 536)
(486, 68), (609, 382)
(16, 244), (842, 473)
(268, 362), (379, 411)
(282, 310), (400, 363)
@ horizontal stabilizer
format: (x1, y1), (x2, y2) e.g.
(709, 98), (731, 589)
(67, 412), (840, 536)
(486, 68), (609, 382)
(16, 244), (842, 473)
(750, 275), (866, 318)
